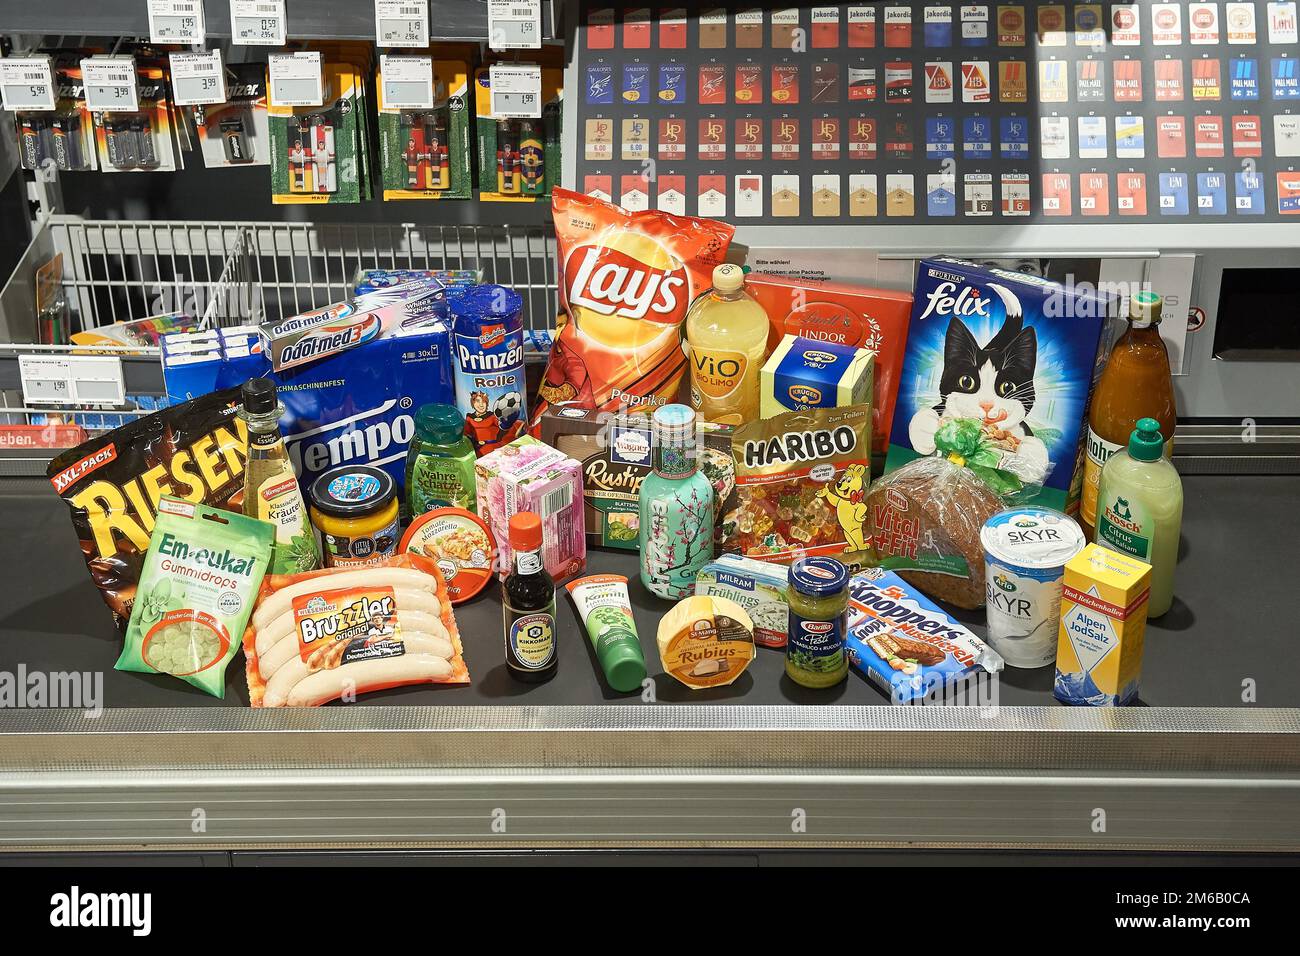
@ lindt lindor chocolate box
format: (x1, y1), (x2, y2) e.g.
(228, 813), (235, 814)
(540, 407), (738, 551)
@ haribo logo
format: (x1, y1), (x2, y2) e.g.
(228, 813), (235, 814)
(916, 280), (992, 322)
(742, 423), (858, 467)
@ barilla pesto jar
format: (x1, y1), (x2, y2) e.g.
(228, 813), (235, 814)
(309, 465), (400, 568)
(785, 556), (850, 689)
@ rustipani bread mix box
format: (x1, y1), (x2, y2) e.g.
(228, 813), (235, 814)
(885, 257), (1113, 512)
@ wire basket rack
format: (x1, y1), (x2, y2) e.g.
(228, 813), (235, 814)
(0, 216), (559, 450)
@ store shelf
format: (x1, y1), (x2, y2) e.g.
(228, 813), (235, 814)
(1, 0), (559, 43)
(0, 472), (1297, 851)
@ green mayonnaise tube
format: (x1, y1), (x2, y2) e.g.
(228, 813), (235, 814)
(564, 573), (647, 693)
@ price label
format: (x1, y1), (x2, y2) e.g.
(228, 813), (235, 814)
(82, 57), (141, 113)
(268, 51), (323, 107)
(148, 0), (207, 44)
(374, 0), (429, 47)
(489, 63), (542, 118)
(169, 50), (226, 105)
(488, 0), (542, 50)
(230, 0), (287, 45)
(19, 355), (126, 407)
(0, 56), (57, 112)
(380, 54), (434, 109)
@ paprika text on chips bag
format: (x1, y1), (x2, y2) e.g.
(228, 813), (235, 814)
(533, 188), (734, 425)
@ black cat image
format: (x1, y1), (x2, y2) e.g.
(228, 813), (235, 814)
(908, 283), (1050, 483)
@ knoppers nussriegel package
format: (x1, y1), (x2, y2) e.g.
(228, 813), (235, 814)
(885, 257), (1113, 513)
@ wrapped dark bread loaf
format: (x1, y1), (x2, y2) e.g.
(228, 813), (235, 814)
(865, 457), (1002, 609)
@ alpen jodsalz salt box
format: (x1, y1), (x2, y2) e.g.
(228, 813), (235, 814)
(884, 257), (1114, 514)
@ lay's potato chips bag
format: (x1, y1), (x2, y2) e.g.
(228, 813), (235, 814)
(532, 189), (735, 427)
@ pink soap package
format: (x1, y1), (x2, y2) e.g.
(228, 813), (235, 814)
(475, 435), (587, 584)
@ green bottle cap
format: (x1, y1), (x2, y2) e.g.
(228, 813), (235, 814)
(1129, 417), (1165, 462)
(1129, 290), (1163, 328)
(415, 403), (466, 445)
(600, 639), (648, 694)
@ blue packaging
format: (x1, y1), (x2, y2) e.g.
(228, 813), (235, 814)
(1230, 58), (1259, 100)
(449, 285), (528, 455)
(1159, 172), (1190, 215)
(886, 257), (1112, 513)
(585, 64), (614, 104)
(658, 63), (687, 104)
(846, 569), (1003, 704)
(962, 116), (992, 157)
(1235, 171), (1265, 214)
(353, 269), (479, 296)
(999, 116), (1030, 157)
(214, 322), (453, 501)
(1196, 172), (1228, 215)
(925, 117), (955, 158)
(622, 63), (650, 103)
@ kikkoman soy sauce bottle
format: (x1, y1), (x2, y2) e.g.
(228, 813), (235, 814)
(502, 512), (558, 683)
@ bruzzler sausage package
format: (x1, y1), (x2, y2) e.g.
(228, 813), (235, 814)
(47, 388), (249, 631)
(243, 552), (469, 707)
(119, 497), (273, 697)
(720, 405), (872, 567)
(531, 188), (734, 427)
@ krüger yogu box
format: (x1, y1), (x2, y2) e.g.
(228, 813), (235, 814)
(760, 335), (875, 420)
(886, 258), (1113, 512)
(1053, 544), (1151, 706)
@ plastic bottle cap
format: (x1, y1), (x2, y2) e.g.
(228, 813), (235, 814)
(600, 641), (648, 693)
(240, 377), (278, 414)
(1129, 417), (1166, 462)
(508, 511), (543, 551)
(415, 403), (467, 445)
(1129, 291), (1163, 328)
(712, 263), (745, 293)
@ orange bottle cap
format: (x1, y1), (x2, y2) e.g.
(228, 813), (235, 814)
(509, 512), (543, 551)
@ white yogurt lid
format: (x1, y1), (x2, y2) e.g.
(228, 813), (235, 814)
(980, 507), (1086, 570)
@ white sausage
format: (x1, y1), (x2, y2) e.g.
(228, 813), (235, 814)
(263, 634), (455, 707)
(251, 567), (435, 633)
(253, 588), (442, 657)
(257, 611), (450, 679)
(285, 656), (453, 708)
